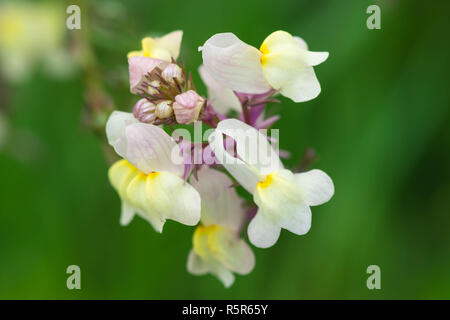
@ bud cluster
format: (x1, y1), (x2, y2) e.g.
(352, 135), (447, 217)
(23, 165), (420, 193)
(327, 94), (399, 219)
(133, 62), (205, 125)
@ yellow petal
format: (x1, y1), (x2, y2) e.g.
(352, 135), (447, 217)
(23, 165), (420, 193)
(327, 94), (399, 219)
(126, 171), (165, 232)
(129, 31), (183, 61)
(108, 159), (139, 199)
(146, 171), (200, 226)
(127, 50), (144, 59)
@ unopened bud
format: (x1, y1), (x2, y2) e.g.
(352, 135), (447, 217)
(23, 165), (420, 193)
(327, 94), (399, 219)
(146, 80), (161, 95)
(155, 100), (174, 118)
(161, 64), (183, 85)
(172, 90), (205, 124)
(133, 98), (156, 123)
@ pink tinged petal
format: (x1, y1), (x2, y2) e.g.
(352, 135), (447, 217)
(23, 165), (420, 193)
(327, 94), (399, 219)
(208, 126), (261, 193)
(124, 123), (185, 176)
(198, 64), (241, 114)
(294, 169), (334, 206)
(215, 119), (283, 176)
(128, 56), (168, 93)
(105, 111), (139, 158)
(200, 33), (271, 94)
(190, 166), (245, 231)
(172, 90), (204, 124)
(161, 63), (183, 84)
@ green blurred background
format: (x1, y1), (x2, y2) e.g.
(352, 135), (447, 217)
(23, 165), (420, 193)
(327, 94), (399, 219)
(0, 0), (449, 299)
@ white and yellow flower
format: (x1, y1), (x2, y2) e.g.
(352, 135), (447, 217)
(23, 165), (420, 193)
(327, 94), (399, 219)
(106, 111), (200, 232)
(127, 30), (183, 61)
(187, 166), (255, 287)
(208, 119), (334, 248)
(199, 30), (328, 102)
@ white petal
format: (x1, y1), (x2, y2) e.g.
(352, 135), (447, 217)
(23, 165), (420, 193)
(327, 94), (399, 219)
(213, 265), (235, 288)
(216, 119), (283, 175)
(209, 228), (255, 275)
(294, 169), (334, 206)
(278, 203), (311, 235)
(128, 56), (168, 93)
(292, 36), (329, 66)
(293, 36), (308, 49)
(124, 123), (184, 176)
(105, 111), (138, 157)
(187, 249), (209, 275)
(251, 169), (312, 246)
(270, 65), (322, 103)
(200, 33), (271, 94)
(120, 201), (135, 226)
(146, 171), (201, 226)
(198, 65), (241, 114)
(208, 126), (261, 193)
(247, 210), (281, 248)
(304, 51), (329, 67)
(190, 166), (244, 230)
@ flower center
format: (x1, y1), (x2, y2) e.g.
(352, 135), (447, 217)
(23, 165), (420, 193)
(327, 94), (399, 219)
(148, 171), (159, 179)
(193, 224), (221, 258)
(259, 43), (270, 65)
(257, 174), (273, 189)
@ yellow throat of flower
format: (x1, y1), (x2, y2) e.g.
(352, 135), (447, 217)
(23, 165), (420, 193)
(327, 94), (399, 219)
(259, 43), (270, 65)
(257, 174), (274, 189)
(193, 224), (222, 259)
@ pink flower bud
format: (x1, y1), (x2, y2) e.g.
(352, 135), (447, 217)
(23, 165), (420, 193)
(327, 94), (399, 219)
(161, 64), (183, 85)
(172, 90), (205, 124)
(133, 98), (156, 123)
(155, 100), (173, 118)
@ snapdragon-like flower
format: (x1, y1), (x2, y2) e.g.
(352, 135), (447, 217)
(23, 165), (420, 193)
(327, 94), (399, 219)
(128, 30), (183, 61)
(200, 30), (328, 102)
(103, 28), (335, 287)
(208, 119), (334, 248)
(106, 111), (201, 232)
(187, 166), (255, 287)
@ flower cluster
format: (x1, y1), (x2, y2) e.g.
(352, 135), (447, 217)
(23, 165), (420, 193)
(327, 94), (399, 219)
(106, 30), (334, 287)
